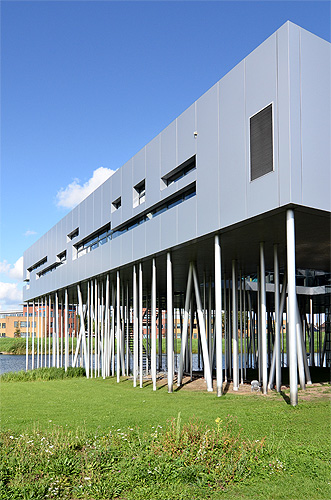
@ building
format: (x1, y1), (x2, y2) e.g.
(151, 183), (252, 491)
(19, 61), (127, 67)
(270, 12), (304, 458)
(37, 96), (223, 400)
(0, 310), (24, 338)
(23, 22), (330, 405)
(0, 305), (77, 339)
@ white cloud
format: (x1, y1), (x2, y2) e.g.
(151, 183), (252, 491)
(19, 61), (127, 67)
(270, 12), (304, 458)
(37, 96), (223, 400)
(24, 230), (37, 237)
(0, 257), (23, 281)
(56, 167), (115, 209)
(0, 282), (23, 311)
(0, 261), (10, 274)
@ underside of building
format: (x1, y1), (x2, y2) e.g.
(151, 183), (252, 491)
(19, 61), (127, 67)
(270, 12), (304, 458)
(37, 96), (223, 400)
(23, 22), (331, 405)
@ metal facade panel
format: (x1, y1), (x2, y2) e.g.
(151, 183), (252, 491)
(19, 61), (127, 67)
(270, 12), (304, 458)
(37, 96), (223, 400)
(196, 84), (219, 236)
(245, 32), (279, 218)
(160, 121), (176, 177)
(132, 147), (146, 186)
(288, 23), (302, 205)
(110, 169), (122, 228)
(93, 186), (103, 230)
(120, 159), (133, 223)
(160, 208), (177, 250)
(145, 216), (161, 256)
(300, 29), (331, 211)
(219, 61), (246, 228)
(277, 23), (291, 206)
(177, 196), (197, 246)
(121, 231), (133, 266)
(177, 103), (196, 167)
(146, 135), (161, 208)
(132, 224), (146, 262)
(110, 237), (121, 270)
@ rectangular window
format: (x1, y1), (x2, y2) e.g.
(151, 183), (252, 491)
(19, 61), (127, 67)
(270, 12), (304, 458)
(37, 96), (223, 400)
(67, 228), (79, 241)
(112, 182), (196, 238)
(21, 321), (27, 327)
(1, 323), (5, 328)
(112, 197), (121, 212)
(75, 223), (111, 259)
(27, 256), (47, 273)
(133, 180), (145, 208)
(161, 155), (196, 188)
(250, 104), (273, 181)
(14, 321), (18, 327)
(57, 250), (67, 263)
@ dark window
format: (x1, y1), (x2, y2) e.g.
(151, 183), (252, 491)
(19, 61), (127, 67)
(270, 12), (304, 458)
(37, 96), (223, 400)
(27, 256), (47, 273)
(133, 180), (145, 207)
(162, 155), (196, 187)
(67, 228), (79, 241)
(112, 197), (121, 211)
(57, 250), (67, 262)
(250, 104), (273, 181)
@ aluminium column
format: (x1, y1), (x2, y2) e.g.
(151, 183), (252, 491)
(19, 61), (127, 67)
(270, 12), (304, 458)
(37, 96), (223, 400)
(232, 261), (239, 391)
(139, 263), (143, 388)
(260, 243), (268, 395)
(26, 302), (29, 371)
(274, 245), (281, 392)
(48, 296), (51, 367)
(151, 258), (157, 390)
(31, 300), (35, 370)
(37, 299), (40, 368)
(287, 209), (298, 406)
(40, 298), (43, 368)
(215, 235), (223, 396)
(239, 272), (243, 385)
(117, 270), (121, 383)
(167, 252), (174, 393)
(65, 289), (69, 371)
(133, 265), (138, 387)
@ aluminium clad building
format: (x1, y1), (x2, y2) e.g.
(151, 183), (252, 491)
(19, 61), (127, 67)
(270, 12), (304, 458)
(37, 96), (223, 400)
(23, 22), (330, 405)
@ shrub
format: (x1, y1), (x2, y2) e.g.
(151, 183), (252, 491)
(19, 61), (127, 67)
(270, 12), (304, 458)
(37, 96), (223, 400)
(0, 415), (267, 499)
(0, 367), (86, 383)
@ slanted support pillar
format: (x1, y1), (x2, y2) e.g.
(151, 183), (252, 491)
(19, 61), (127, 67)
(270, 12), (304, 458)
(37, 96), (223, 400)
(287, 209), (298, 406)
(260, 243), (268, 394)
(167, 252), (174, 393)
(214, 235), (223, 396)
(151, 258), (157, 391)
(192, 265), (213, 391)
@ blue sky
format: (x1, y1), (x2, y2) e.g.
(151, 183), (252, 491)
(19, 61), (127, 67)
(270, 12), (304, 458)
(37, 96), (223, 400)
(1, 0), (330, 310)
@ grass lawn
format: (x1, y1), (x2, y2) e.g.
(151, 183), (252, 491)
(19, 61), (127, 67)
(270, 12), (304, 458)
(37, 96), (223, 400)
(1, 373), (330, 499)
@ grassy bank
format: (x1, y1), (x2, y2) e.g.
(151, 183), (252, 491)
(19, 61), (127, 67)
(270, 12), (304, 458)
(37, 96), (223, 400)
(1, 374), (330, 499)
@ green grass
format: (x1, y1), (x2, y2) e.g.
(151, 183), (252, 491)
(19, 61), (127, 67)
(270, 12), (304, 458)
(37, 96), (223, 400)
(0, 366), (85, 382)
(0, 374), (330, 499)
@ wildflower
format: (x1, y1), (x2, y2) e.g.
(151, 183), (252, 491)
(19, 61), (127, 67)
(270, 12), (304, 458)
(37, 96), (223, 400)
(9, 436), (14, 439)
(215, 417), (221, 424)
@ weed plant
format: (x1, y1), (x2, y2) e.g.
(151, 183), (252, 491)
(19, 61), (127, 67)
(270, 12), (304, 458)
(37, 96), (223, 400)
(0, 414), (271, 500)
(0, 367), (85, 383)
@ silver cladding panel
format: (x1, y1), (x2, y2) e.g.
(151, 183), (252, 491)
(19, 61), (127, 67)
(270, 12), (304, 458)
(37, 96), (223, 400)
(23, 22), (331, 300)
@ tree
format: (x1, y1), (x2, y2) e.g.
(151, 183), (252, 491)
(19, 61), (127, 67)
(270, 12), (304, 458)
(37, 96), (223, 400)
(14, 327), (21, 338)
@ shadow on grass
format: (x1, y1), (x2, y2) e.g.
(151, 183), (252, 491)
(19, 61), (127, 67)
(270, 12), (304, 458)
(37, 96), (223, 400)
(280, 390), (291, 405)
(223, 381), (231, 394)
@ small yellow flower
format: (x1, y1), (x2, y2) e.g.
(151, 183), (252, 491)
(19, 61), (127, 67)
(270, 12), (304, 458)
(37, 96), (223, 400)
(215, 417), (221, 424)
